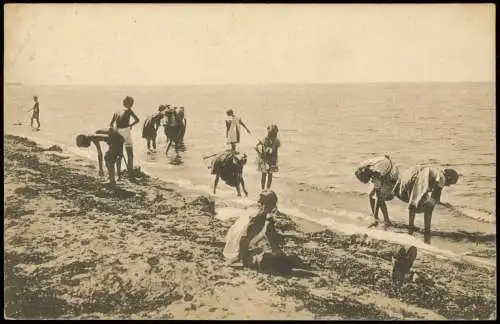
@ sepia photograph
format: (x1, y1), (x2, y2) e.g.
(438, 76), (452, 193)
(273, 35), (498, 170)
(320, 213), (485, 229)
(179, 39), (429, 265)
(3, 3), (496, 320)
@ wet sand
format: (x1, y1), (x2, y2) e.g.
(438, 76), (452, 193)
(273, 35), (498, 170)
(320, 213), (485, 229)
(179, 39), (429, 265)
(4, 134), (496, 320)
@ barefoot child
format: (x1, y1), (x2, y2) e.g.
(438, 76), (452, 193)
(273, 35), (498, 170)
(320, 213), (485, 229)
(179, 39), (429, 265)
(142, 105), (166, 152)
(223, 190), (308, 274)
(255, 124), (280, 190)
(76, 128), (124, 185)
(177, 106), (187, 144)
(27, 96), (40, 130)
(110, 96), (140, 179)
(225, 109), (251, 151)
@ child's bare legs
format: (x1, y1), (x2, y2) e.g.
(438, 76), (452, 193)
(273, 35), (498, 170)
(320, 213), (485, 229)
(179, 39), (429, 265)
(240, 176), (248, 196)
(125, 146), (134, 178)
(408, 207), (416, 235)
(368, 187), (380, 227)
(152, 133), (157, 150)
(165, 140), (172, 155)
(30, 117), (40, 129)
(116, 155), (122, 180)
(213, 174), (220, 194)
(261, 173), (266, 190)
(104, 151), (117, 185)
(266, 172), (273, 189)
(380, 201), (392, 226)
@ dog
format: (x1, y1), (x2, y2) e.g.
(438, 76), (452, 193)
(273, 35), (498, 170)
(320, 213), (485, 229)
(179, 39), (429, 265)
(391, 245), (418, 292)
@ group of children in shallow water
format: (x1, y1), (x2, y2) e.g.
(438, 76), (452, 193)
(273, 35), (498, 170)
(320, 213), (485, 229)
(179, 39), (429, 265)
(70, 95), (459, 289)
(73, 96), (281, 195)
(75, 96), (188, 185)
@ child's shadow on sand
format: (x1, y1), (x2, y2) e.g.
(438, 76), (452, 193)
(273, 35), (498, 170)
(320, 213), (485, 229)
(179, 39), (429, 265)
(389, 222), (495, 244)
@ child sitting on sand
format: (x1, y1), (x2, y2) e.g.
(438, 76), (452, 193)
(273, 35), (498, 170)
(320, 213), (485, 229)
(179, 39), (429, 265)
(76, 128), (124, 185)
(255, 124), (280, 190)
(223, 190), (308, 274)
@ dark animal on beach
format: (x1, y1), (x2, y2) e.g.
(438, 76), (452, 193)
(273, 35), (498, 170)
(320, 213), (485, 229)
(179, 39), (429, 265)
(391, 245), (417, 292)
(210, 150), (248, 197)
(355, 155), (459, 244)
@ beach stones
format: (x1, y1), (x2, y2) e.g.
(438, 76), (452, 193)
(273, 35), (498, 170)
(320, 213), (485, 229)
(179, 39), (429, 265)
(147, 257), (160, 267)
(189, 196), (216, 215)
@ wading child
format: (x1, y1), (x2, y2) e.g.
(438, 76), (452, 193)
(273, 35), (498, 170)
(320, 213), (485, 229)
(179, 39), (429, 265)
(225, 109), (251, 151)
(255, 124), (280, 190)
(142, 105), (166, 152)
(27, 96), (40, 130)
(109, 96), (140, 180)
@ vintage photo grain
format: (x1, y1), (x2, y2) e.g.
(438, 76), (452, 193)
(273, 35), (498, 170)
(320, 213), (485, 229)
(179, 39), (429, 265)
(3, 3), (496, 320)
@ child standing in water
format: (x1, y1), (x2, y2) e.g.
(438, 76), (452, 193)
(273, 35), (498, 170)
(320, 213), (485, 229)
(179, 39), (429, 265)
(27, 96), (40, 130)
(142, 105), (166, 152)
(226, 109), (251, 151)
(255, 124), (280, 190)
(109, 96), (140, 180)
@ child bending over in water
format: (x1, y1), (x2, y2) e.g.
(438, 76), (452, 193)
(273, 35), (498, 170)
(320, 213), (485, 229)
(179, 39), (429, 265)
(76, 128), (124, 185)
(255, 124), (280, 190)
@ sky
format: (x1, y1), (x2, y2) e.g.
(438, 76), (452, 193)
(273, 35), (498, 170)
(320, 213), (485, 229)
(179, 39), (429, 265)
(4, 3), (496, 85)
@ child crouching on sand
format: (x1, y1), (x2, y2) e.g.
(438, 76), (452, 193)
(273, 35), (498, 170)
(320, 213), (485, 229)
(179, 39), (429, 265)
(76, 128), (124, 185)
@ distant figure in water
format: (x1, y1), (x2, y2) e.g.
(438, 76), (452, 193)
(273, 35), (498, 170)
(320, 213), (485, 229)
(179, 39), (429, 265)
(142, 105), (166, 152)
(223, 190), (310, 274)
(226, 109), (251, 151)
(164, 105), (182, 155)
(27, 96), (40, 130)
(256, 124), (281, 190)
(76, 128), (124, 186)
(177, 106), (187, 145)
(355, 155), (459, 244)
(110, 96), (140, 180)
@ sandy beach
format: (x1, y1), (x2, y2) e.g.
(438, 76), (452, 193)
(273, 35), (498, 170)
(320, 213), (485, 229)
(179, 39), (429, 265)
(3, 134), (496, 320)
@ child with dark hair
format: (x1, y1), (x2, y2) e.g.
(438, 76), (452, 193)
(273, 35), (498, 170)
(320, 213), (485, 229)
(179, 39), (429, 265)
(76, 128), (124, 185)
(142, 105), (166, 152)
(110, 96), (140, 179)
(255, 124), (281, 190)
(27, 96), (40, 130)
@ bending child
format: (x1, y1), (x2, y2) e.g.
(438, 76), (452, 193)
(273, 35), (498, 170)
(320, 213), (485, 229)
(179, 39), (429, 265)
(76, 128), (124, 185)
